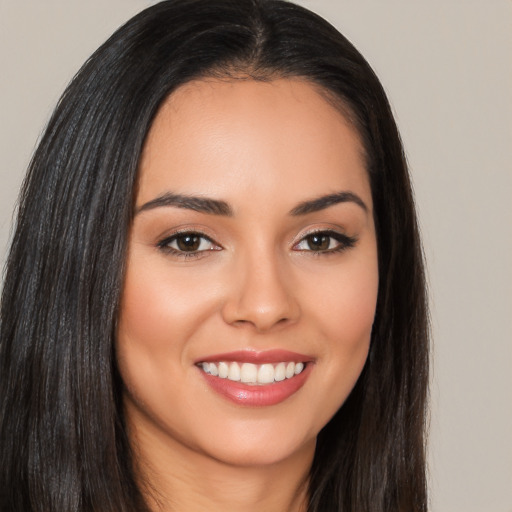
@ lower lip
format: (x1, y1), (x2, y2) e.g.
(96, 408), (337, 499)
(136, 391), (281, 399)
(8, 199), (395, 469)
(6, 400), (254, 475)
(199, 363), (313, 406)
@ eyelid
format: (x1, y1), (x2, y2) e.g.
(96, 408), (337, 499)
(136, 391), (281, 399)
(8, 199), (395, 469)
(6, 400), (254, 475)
(155, 225), (221, 245)
(157, 229), (223, 257)
(292, 228), (357, 253)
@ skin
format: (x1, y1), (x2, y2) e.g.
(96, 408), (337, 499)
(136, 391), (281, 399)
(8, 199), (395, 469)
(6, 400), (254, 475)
(116, 78), (379, 512)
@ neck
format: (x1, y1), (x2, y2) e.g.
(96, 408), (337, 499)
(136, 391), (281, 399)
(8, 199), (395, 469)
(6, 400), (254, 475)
(129, 420), (314, 512)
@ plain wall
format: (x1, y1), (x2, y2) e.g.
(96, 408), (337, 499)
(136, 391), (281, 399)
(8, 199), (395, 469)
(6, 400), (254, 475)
(1, 1), (511, 511)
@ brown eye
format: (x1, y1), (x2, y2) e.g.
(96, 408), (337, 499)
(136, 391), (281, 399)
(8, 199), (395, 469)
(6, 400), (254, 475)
(176, 234), (201, 251)
(158, 232), (220, 256)
(293, 230), (357, 254)
(306, 234), (330, 251)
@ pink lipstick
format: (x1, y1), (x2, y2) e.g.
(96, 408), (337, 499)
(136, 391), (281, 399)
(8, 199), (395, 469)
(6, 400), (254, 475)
(195, 350), (314, 406)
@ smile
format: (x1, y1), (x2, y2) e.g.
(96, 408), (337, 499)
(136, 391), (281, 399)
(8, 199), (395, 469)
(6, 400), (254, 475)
(196, 350), (313, 406)
(199, 361), (305, 385)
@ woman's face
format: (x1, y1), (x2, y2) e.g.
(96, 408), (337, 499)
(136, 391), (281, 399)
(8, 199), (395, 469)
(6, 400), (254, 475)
(117, 78), (378, 469)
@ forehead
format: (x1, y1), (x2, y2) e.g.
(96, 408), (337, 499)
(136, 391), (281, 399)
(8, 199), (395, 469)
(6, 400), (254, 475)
(137, 78), (371, 212)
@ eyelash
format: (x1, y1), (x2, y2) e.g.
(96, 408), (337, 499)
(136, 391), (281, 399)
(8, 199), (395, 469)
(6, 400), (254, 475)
(157, 229), (357, 259)
(157, 231), (221, 258)
(293, 230), (357, 255)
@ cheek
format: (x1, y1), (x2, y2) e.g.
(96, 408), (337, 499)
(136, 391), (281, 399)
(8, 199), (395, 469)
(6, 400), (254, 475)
(115, 257), (217, 430)
(117, 255), (220, 356)
(115, 257), (206, 404)
(304, 248), (378, 397)
(312, 257), (378, 345)
(332, 277), (377, 342)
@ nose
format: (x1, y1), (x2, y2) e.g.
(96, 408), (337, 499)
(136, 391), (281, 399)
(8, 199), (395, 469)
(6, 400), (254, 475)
(221, 250), (300, 332)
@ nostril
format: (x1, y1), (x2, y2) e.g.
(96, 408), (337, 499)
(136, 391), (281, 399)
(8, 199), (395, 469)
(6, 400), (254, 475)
(229, 315), (295, 333)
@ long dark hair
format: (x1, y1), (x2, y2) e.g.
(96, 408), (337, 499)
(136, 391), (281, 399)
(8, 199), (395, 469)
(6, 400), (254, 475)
(0, 1), (429, 511)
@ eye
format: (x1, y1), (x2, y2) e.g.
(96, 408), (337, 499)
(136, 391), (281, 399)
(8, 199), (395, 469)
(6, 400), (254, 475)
(293, 231), (357, 253)
(157, 232), (221, 256)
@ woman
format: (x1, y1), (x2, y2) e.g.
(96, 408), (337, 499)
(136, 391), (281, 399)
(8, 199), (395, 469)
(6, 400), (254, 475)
(0, 0), (429, 511)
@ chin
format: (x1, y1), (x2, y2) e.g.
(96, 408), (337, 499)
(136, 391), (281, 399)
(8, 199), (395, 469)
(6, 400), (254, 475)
(205, 436), (316, 469)
(188, 416), (318, 469)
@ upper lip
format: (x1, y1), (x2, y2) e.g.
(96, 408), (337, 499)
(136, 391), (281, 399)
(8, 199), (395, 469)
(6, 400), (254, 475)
(195, 349), (314, 364)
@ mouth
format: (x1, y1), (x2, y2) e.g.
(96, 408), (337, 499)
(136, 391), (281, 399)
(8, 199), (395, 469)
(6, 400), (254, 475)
(195, 350), (313, 406)
(198, 360), (305, 385)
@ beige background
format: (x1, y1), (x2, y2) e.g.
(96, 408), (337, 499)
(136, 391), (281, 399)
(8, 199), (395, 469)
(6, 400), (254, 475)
(1, 1), (511, 511)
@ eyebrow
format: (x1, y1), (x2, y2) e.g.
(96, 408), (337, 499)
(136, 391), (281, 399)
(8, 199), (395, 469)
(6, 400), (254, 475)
(289, 191), (368, 216)
(136, 192), (233, 216)
(136, 190), (367, 217)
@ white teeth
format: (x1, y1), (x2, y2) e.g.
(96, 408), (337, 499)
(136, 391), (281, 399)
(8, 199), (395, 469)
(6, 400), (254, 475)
(240, 363), (258, 383)
(227, 362), (241, 381)
(285, 361), (295, 379)
(218, 361), (229, 378)
(274, 362), (286, 382)
(199, 360), (306, 384)
(258, 363), (275, 384)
